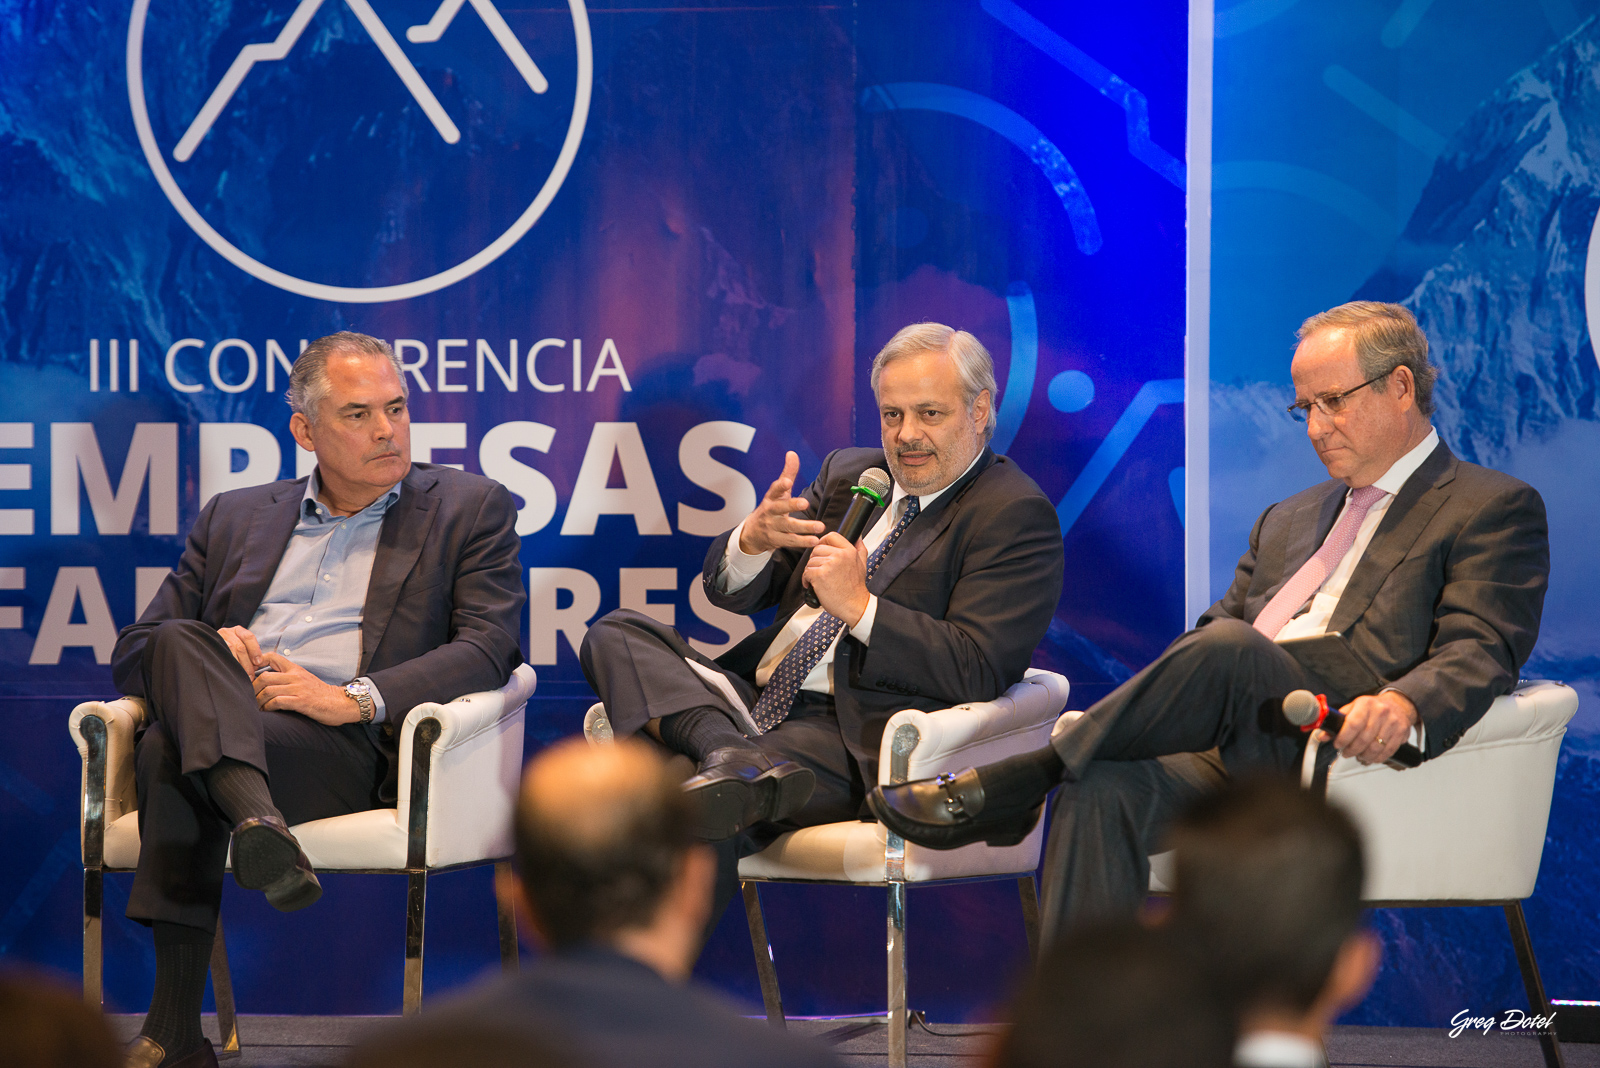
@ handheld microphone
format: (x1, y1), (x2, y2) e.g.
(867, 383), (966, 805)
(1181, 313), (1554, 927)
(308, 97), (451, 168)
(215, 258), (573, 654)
(1282, 689), (1423, 768)
(803, 467), (893, 609)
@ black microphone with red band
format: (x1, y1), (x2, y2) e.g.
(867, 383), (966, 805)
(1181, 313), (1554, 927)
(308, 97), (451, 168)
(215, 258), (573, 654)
(802, 467), (893, 610)
(1282, 689), (1424, 768)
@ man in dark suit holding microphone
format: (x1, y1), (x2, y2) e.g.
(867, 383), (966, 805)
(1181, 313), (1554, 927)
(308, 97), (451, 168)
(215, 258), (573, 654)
(872, 301), (1549, 939)
(581, 322), (1064, 919)
(112, 333), (526, 1068)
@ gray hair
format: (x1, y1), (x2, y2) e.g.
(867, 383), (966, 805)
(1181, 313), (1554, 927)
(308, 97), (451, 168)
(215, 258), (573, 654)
(286, 331), (407, 423)
(1297, 301), (1437, 416)
(869, 323), (998, 443)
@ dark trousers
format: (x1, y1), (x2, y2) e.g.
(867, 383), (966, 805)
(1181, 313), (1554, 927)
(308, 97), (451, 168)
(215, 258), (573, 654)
(581, 609), (868, 924)
(1040, 618), (1316, 938)
(128, 619), (385, 932)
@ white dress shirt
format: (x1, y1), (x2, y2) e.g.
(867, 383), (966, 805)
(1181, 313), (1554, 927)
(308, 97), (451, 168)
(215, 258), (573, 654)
(1275, 428), (1439, 746)
(716, 453), (983, 695)
(1234, 1030), (1326, 1068)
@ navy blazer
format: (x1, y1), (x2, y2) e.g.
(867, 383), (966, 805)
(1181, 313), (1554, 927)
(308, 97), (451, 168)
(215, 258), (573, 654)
(400, 944), (840, 1068)
(703, 446), (1065, 781)
(111, 463), (527, 797)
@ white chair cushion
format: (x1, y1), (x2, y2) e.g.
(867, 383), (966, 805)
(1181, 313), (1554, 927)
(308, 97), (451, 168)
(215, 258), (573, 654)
(92, 663), (537, 873)
(738, 818), (1047, 884)
(739, 670), (1070, 886)
(104, 807), (414, 872)
(1150, 681), (1578, 902)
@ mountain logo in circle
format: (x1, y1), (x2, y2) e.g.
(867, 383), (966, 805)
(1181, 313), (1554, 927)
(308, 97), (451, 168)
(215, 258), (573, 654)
(128, 0), (592, 302)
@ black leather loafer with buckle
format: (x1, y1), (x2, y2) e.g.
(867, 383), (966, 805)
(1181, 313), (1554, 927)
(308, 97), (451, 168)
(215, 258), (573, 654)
(867, 768), (1043, 849)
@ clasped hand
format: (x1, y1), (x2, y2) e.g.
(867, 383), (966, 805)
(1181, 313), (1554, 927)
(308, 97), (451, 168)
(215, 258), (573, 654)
(217, 625), (359, 725)
(1317, 689), (1419, 766)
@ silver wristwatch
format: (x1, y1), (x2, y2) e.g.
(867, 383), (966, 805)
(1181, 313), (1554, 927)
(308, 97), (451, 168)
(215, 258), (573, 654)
(345, 679), (375, 724)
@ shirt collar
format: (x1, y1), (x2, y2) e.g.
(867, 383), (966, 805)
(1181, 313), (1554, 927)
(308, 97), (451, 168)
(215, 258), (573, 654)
(1366, 427), (1439, 498)
(888, 449), (986, 512)
(302, 468), (403, 522)
(1234, 1030), (1326, 1068)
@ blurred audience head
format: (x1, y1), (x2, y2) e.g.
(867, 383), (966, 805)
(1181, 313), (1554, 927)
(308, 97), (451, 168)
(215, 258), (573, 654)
(509, 736), (713, 979)
(344, 1024), (574, 1068)
(0, 968), (120, 1068)
(1166, 776), (1379, 1037)
(991, 921), (1235, 1068)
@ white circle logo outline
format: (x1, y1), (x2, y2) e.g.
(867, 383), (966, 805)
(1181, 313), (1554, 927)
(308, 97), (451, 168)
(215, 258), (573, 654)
(126, 0), (592, 304)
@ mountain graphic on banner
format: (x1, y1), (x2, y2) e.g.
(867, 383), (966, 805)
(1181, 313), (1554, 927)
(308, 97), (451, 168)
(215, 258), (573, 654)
(174, 0), (548, 161)
(1355, 16), (1600, 467)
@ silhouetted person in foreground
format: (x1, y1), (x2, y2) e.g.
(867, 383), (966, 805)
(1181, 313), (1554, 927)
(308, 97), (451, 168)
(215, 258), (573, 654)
(346, 737), (838, 1068)
(1165, 778), (1379, 1068)
(991, 921), (1235, 1068)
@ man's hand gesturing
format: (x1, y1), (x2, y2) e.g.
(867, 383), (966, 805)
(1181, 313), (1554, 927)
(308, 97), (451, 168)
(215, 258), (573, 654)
(739, 451), (825, 555)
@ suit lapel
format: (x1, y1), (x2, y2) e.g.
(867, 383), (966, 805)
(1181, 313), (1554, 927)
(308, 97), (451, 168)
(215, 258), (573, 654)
(1273, 485), (1345, 598)
(226, 484), (306, 627)
(360, 469), (441, 673)
(870, 449), (996, 594)
(1328, 443), (1456, 635)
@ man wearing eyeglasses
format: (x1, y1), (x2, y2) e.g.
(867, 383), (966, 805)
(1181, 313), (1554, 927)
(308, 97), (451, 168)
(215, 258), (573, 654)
(869, 300), (1549, 940)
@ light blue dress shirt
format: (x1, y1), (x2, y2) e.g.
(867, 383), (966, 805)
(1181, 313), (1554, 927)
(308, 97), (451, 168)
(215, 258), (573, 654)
(248, 471), (401, 723)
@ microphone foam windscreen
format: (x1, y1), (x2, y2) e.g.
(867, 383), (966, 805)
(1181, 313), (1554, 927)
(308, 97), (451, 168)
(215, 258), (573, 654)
(1281, 689), (1321, 726)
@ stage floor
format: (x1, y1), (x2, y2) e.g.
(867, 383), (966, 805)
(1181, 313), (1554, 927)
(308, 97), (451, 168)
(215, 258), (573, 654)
(107, 1015), (1594, 1067)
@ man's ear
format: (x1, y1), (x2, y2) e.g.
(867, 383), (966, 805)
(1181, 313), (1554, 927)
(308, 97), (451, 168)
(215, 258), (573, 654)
(494, 864), (550, 952)
(1320, 929), (1382, 1019)
(289, 411), (316, 455)
(971, 388), (993, 433)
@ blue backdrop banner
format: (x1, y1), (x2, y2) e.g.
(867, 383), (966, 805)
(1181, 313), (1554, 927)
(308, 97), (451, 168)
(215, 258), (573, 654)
(1209, 0), (1600, 1026)
(0, 0), (1188, 1021)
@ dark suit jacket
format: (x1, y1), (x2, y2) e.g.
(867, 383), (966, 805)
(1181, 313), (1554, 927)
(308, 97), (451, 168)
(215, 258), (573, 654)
(110, 463), (526, 796)
(1200, 442), (1548, 758)
(406, 944), (840, 1068)
(702, 446), (1064, 778)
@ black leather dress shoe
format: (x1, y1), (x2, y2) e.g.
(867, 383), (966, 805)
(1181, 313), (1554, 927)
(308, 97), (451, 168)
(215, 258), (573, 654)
(125, 1036), (218, 1068)
(867, 768), (1043, 850)
(232, 815), (321, 912)
(683, 748), (816, 841)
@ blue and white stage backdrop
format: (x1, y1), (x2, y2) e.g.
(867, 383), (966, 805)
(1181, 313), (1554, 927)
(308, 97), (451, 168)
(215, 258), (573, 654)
(0, 1), (1187, 1019)
(1208, 0), (1600, 1025)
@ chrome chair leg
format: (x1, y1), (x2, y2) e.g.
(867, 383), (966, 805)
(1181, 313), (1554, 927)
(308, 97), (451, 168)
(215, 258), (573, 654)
(83, 866), (102, 1009)
(1018, 874), (1041, 964)
(887, 879), (908, 1068)
(495, 861), (519, 973)
(741, 882), (785, 1029)
(404, 871), (427, 1015)
(210, 920), (240, 1056)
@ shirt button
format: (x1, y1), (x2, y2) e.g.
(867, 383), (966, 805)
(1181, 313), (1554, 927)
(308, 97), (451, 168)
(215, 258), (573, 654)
(324, 574), (333, 581)
(304, 615), (313, 622)
(282, 648), (291, 656)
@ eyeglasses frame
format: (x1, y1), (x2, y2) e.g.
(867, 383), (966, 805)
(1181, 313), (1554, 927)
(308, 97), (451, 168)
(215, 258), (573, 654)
(1286, 370), (1393, 422)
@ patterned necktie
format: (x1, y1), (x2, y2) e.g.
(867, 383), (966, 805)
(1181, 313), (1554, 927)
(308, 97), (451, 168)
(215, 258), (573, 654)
(1252, 484), (1388, 640)
(749, 495), (922, 733)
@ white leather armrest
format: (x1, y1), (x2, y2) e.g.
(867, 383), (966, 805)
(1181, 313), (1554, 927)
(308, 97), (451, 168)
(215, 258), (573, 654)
(395, 663), (536, 868)
(70, 697), (148, 831)
(398, 663), (538, 755)
(1452, 679), (1576, 748)
(877, 669), (1070, 785)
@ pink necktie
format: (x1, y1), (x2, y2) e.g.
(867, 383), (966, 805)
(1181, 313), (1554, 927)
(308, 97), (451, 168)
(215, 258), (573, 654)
(1252, 484), (1388, 640)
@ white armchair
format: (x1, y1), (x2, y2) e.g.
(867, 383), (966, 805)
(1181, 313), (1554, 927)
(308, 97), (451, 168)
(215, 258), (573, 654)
(71, 663), (537, 1050)
(585, 668), (1069, 1068)
(1148, 679), (1577, 1068)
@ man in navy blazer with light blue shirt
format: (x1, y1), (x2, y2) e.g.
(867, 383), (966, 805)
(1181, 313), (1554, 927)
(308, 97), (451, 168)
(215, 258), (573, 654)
(110, 333), (525, 1068)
